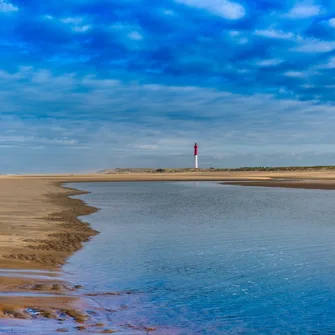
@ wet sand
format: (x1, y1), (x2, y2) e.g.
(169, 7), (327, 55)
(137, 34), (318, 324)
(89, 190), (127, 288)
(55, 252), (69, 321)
(0, 177), (99, 326)
(1, 171), (335, 328)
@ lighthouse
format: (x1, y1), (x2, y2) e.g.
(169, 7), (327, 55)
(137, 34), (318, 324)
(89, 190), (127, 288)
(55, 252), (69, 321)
(194, 143), (198, 169)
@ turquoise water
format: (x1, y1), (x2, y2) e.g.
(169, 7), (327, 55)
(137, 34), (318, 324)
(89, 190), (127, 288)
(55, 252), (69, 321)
(64, 182), (335, 334)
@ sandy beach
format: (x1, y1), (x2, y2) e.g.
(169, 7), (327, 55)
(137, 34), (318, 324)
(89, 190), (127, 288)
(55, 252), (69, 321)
(1, 171), (335, 328)
(0, 177), (99, 326)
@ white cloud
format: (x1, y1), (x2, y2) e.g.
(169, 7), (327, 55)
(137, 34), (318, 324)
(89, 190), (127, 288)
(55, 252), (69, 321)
(60, 17), (83, 25)
(0, 69), (22, 80)
(257, 59), (282, 67)
(329, 18), (335, 28)
(301, 84), (314, 88)
(0, 134), (77, 146)
(239, 38), (248, 44)
(254, 29), (294, 40)
(135, 144), (158, 150)
(128, 31), (143, 40)
(43, 15), (91, 32)
(229, 30), (240, 37)
(162, 9), (175, 15)
(284, 71), (305, 77)
(293, 40), (335, 53)
(73, 25), (91, 33)
(286, 3), (321, 19)
(60, 16), (91, 33)
(111, 24), (143, 39)
(1, 66), (335, 171)
(175, 0), (245, 20)
(229, 30), (247, 44)
(317, 56), (335, 68)
(0, 0), (18, 13)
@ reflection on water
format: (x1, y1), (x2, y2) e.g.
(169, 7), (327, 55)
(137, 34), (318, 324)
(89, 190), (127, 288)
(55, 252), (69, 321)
(0, 272), (61, 280)
(60, 181), (335, 334)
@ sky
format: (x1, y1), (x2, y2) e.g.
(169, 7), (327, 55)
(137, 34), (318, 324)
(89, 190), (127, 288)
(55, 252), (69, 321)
(2, 0), (335, 172)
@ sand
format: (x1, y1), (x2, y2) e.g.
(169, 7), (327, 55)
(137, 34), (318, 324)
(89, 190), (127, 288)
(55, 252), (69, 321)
(0, 179), (98, 270)
(0, 177), (99, 326)
(1, 171), (335, 327)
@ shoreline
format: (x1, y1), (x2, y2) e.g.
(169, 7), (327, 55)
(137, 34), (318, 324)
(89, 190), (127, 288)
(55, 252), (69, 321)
(1, 172), (335, 329)
(0, 181), (99, 270)
(0, 179), (102, 329)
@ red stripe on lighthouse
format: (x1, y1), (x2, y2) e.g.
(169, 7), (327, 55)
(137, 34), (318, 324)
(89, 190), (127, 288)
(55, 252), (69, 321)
(194, 143), (198, 156)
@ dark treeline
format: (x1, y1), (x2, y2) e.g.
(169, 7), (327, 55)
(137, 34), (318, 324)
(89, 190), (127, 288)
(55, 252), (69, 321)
(100, 166), (335, 174)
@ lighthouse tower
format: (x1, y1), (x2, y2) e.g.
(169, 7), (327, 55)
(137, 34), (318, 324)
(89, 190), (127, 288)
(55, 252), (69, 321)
(194, 143), (198, 169)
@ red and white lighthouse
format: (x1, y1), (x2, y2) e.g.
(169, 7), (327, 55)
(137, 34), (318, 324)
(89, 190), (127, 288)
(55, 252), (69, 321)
(194, 143), (198, 169)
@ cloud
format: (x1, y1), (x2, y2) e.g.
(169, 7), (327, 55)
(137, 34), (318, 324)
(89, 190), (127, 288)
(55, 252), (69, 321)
(284, 71), (305, 77)
(286, 3), (321, 19)
(2, 0), (335, 171)
(317, 56), (335, 68)
(175, 0), (245, 20)
(1, 67), (335, 156)
(162, 9), (175, 16)
(135, 144), (159, 150)
(128, 31), (143, 40)
(0, 0), (18, 13)
(46, 16), (93, 33)
(293, 39), (335, 53)
(257, 59), (282, 67)
(254, 29), (294, 40)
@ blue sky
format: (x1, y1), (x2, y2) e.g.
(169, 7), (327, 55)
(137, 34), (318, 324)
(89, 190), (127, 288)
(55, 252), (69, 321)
(2, 0), (335, 172)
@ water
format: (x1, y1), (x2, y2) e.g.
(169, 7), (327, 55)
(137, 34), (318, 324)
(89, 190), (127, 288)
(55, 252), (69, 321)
(63, 181), (335, 334)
